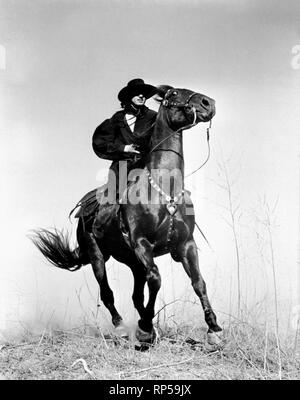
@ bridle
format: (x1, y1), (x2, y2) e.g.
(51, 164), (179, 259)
(125, 90), (201, 156)
(127, 89), (212, 184)
(149, 90), (211, 177)
(162, 90), (198, 115)
(149, 90), (198, 155)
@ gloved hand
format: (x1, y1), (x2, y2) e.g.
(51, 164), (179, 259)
(124, 144), (140, 154)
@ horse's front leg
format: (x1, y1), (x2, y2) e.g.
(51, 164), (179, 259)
(133, 237), (161, 344)
(130, 264), (147, 319)
(173, 237), (223, 345)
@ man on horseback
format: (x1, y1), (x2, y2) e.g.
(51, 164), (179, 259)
(32, 83), (223, 347)
(92, 78), (158, 201)
(76, 79), (158, 236)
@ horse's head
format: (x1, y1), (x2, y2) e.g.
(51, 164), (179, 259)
(155, 85), (216, 130)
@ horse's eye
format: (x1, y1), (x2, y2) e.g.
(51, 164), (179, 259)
(173, 91), (178, 96)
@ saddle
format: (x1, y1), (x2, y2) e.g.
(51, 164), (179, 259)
(69, 184), (107, 220)
(70, 183), (125, 240)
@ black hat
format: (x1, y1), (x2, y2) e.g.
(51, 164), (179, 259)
(118, 78), (157, 103)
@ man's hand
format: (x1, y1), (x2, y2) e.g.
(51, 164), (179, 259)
(124, 144), (140, 154)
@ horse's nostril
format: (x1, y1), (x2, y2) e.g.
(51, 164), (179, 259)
(202, 98), (210, 107)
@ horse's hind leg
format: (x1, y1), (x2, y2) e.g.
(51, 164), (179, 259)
(174, 237), (222, 345)
(84, 232), (123, 328)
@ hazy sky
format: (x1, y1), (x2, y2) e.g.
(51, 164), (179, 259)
(0, 0), (299, 336)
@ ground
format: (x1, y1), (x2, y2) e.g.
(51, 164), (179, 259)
(1, 321), (299, 380)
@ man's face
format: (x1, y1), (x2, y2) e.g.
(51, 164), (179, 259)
(131, 94), (146, 106)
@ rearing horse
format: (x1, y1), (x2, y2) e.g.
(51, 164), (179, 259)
(31, 84), (223, 346)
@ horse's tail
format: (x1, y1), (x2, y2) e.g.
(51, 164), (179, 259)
(29, 228), (83, 272)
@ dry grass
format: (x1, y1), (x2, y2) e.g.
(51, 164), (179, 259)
(1, 320), (299, 380)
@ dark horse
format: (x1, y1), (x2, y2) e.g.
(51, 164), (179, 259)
(31, 85), (223, 346)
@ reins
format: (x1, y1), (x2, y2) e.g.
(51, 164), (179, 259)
(149, 92), (198, 154)
(149, 91), (212, 178)
(185, 119), (212, 178)
(122, 91), (211, 176)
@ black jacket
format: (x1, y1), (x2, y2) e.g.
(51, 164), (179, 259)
(92, 107), (157, 161)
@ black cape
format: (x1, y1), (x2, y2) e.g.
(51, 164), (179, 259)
(92, 107), (157, 161)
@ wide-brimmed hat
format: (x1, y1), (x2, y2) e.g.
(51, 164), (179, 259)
(118, 78), (157, 103)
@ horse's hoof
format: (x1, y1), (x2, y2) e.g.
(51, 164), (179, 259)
(207, 330), (223, 346)
(135, 326), (158, 345)
(134, 342), (151, 352)
(115, 323), (129, 339)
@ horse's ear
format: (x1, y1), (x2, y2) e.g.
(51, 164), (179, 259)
(154, 85), (174, 103)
